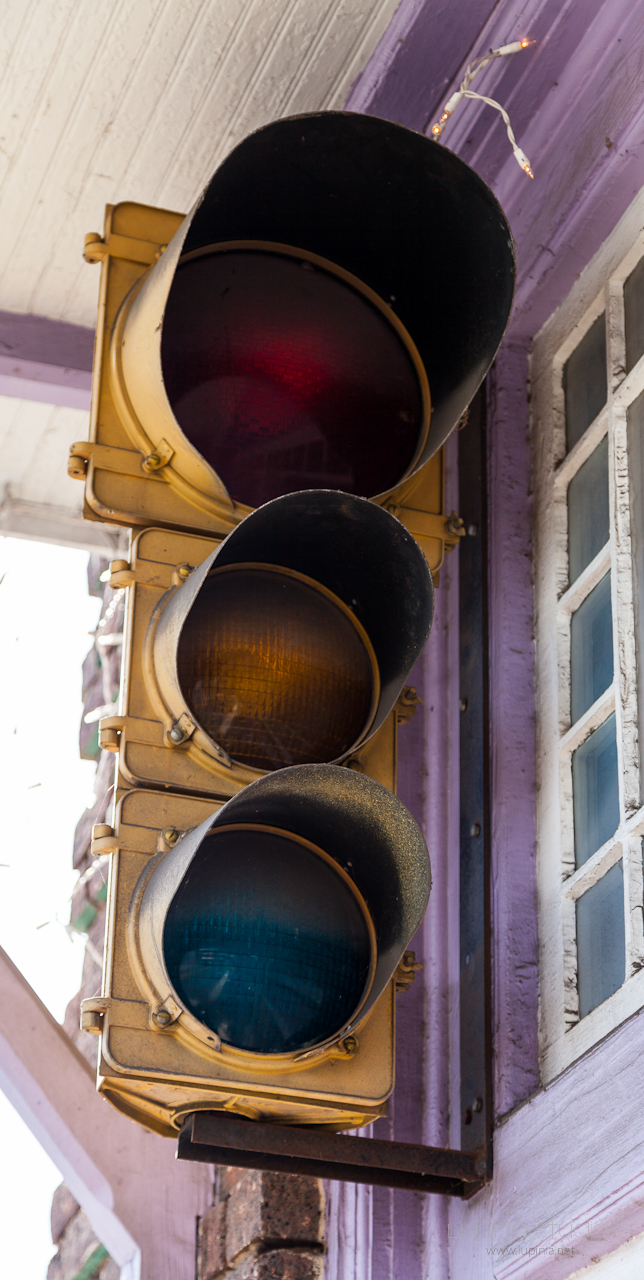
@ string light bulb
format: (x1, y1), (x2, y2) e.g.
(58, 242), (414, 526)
(431, 39), (535, 178)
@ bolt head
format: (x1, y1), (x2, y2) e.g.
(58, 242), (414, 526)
(169, 726), (183, 743)
(155, 1009), (172, 1027)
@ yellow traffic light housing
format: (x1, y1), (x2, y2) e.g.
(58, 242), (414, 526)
(85, 766), (429, 1136)
(70, 112), (514, 573)
(103, 491), (433, 799)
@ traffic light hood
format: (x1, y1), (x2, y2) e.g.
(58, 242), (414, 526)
(118, 111), (515, 513)
(182, 112), (515, 459)
(150, 490), (434, 774)
(137, 764), (430, 1060)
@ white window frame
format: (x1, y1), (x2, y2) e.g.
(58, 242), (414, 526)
(533, 188), (644, 1083)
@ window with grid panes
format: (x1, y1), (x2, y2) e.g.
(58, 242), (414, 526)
(534, 214), (644, 1079)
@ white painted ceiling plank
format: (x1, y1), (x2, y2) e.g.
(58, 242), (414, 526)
(0, 0), (398, 325)
(0, 396), (86, 508)
(0, 393), (26, 455)
(18, 406), (89, 508)
(0, 0), (162, 314)
(320, 0), (403, 109)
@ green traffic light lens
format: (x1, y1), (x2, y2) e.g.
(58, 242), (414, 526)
(176, 564), (379, 770)
(163, 826), (373, 1054)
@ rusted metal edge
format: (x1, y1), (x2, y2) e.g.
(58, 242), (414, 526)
(176, 1112), (483, 1196)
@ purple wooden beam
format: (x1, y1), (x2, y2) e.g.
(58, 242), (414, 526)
(0, 310), (94, 368)
(351, 0), (644, 345)
(347, 0), (499, 129)
(0, 311), (93, 409)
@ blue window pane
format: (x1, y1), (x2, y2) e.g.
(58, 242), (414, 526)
(628, 391), (644, 795)
(625, 256), (644, 373)
(568, 438), (609, 584)
(572, 713), (620, 867)
(576, 861), (625, 1018)
(564, 314), (607, 450)
(163, 828), (371, 1054)
(571, 573), (613, 723)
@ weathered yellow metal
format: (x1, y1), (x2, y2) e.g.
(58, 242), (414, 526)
(73, 198), (460, 576)
(101, 525), (414, 801)
(82, 786), (396, 1137)
(74, 194), (443, 1137)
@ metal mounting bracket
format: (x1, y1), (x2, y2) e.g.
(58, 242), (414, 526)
(176, 1111), (486, 1197)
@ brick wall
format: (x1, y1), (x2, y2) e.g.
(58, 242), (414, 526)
(198, 1167), (325, 1280)
(47, 1184), (119, 1280)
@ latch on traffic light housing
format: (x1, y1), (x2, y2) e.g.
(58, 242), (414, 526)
(74, 110), (515, 1191)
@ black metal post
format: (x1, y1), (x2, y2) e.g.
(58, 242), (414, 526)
(458, 390), (493, 1179)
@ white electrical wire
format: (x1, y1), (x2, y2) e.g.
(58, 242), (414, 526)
(431, 39), (535, 178)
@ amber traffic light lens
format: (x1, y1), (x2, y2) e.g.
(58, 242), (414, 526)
(176, 565), (378, 771)
(161, 248), (426, 507)
(163, 827), (372, 1054)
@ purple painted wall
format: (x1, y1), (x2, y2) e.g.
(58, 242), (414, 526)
(348, 0), (498, 128)
(0, 309), (93, 369)
(0, 309), (93, 408)
(348, 0), (644, 349)
(486, 344), (538, 1117)
(344, 0), (644, 1147)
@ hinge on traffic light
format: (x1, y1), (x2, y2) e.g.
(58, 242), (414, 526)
(395, 950), (423, 993)
(67, 441), (159, 484)
(98, 717), (124, 753)
(445, 510), (466, 541)
(83, 231), (167, 266)
(101, 556), (193, 591)
(395, 686), (422, 725)
(90, 824), (119, 856)
(80, 997), (109, 1035)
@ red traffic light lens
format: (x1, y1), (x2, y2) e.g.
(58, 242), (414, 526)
(176, 564), (378, 771)
(163, 826), (372, 1054)
(161, 247), (427, 507)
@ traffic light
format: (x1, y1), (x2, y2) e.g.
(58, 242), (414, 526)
(84, 764), (429, 1134)
(101, 489), (433, 798)
(70, 111), (514, 572)
(76, 110), (515, 1138)
(84, 490), (434, 1133)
